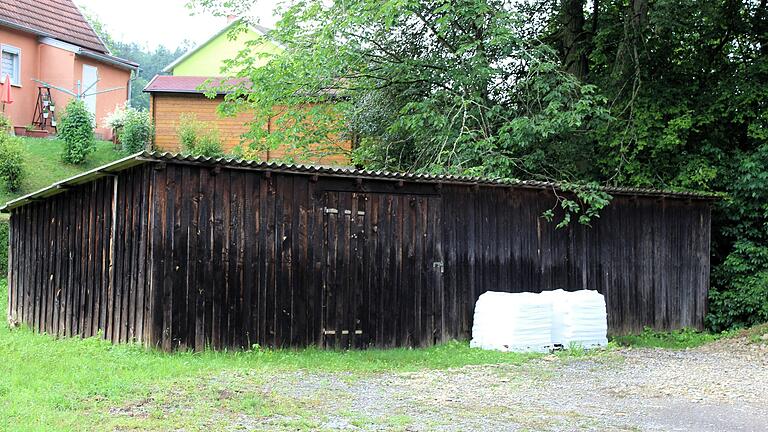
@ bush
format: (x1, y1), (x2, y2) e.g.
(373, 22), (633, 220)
(103, 104), (127, 130)
(120, 108), (154, 153)
(707, 240), (768, 332)
(177, 113), (200, 151)
(177, 113), (224, 158)
(0, 133), (26, 192)
(193, 130), (225, 158)
(59, 99), (95, 164)
(0, 113), (12, 133)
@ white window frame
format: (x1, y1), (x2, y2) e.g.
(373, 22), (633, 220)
(1, 44), (22, 87)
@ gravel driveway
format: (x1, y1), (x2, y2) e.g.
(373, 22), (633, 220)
(228, 335), (768, 431)
(116, 333), (768, 431)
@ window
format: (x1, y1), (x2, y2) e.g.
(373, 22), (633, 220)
(1, 45), (21, 86)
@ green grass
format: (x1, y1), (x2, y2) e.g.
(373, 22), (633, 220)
(0, 137), (123, 206)
(611, 327), (733, 349)
(0, 279), (543, 431)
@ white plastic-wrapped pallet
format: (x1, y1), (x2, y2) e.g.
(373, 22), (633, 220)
(541, 289), (608, 348)
(470, 291), (553, 353)
(560, 290), (608, 348)
(470, 289), (608, 353)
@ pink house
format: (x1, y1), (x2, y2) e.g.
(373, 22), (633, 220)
(0, 0), (138, 139)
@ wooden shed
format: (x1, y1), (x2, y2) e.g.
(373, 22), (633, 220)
(144, 76), (352, 165)
(3, 153), (714, 351)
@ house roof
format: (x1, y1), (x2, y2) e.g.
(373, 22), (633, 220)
(143, 75), (249, 94)
(162, 19), (272, 73)
(0, 152), (719, 213)
(0, 0), (109, 54)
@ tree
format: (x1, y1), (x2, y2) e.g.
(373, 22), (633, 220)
(194, 0), (609, 180)
(191, 0), (768, 330)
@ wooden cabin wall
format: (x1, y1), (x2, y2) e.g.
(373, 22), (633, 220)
(6, 165), (152, 342)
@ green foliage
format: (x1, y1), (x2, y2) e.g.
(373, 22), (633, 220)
(611, 327), (729, 349)
(177, 113), (225, 158)
(194, 131), (225, 158)
(0, 133), (26, 192)
(0, 113), (12, 133)
(0, 137), (123, 205)
(708, 241), (768, 332)
(706, 143), (768, 331)
(193, 0), (613, 223)
(177, 113), (200, 151)
(59, 99), (95, 164)
(119, 108), (154, 153)
(190, 0), (768, 329)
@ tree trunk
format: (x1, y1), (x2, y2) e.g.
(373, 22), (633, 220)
(561, 0), (589, 80)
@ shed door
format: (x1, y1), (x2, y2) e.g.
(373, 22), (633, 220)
(321, 191), (443, 349)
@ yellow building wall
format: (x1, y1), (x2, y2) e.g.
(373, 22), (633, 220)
(171, 27), (281, 77)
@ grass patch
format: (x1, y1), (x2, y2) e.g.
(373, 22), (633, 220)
(0, 137), (123, 205)
(0, 279), (539, 431)
(611, 327), (732, 349)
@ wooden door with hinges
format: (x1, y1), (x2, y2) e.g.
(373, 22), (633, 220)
(321, 191), (444, 349)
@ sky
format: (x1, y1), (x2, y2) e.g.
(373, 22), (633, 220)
(75, 0), (280, 49)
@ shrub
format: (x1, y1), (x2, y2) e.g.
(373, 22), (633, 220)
(120, 108), (154, 153)
(177, 113), (200, 151)
(0, 113), (12, 133)
(59, 99), (95, 164)
(194, 129), (225, 158)
(177, 113), (224, 158)
(707, 240), (768, 332)
(0, 133), (26, 192)
(103, 103), (128, 130)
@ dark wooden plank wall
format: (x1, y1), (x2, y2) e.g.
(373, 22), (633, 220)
(7, 161), (711, 350)
(440, 187), (711, 337)
(7, 166), (151, 342)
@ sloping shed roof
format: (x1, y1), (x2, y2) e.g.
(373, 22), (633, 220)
(0, 152), (718, 212)
(143, 75), (249, 94)
(0, 0), (109, 54)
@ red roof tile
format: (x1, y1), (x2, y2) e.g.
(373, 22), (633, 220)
(0, 0), (108, 53)
(143, 75), (249, 94)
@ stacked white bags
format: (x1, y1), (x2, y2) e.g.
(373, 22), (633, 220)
(470, 289), (608, 352)
(469, 292), (554, 353)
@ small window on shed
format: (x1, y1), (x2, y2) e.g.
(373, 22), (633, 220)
(1, 45), (21, 86)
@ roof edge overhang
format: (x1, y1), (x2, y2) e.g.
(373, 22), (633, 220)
(38, 36), (138, 71)
(0, 152), (720, 213)
(78, 50), (139, 71)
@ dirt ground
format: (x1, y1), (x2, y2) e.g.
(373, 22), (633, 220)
(116, 334), (768, 431)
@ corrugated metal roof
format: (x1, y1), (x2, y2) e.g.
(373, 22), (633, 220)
(0, 151), (718, 212)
